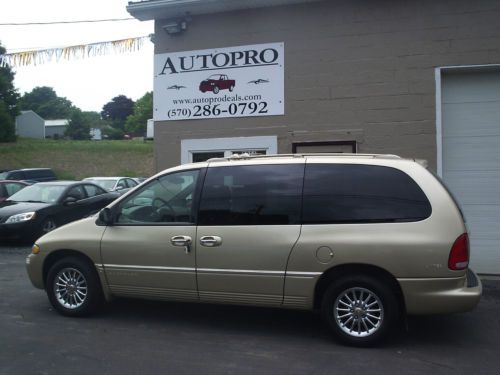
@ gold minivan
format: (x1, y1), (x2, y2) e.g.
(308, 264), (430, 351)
(26, 154), (482, 346)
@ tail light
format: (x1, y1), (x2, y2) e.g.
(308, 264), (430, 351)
(448, 233), (469, 270)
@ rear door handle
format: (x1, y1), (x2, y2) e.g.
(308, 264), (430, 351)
(171, 235), (192, 253)
(200, 236), (222, 247)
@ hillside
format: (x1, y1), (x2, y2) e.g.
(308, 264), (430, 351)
(0, 138), (154, 179)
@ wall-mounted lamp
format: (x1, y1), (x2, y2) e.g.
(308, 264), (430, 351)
(162, 20), (188, 35)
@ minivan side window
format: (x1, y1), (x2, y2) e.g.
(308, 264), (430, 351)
(198, 164), (304, 226)
(115, 169), (200, 225)
(302, 164), (432, 224)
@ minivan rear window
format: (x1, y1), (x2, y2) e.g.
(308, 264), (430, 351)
(199, 164), (304, 225)
(302, 164), (432, 224)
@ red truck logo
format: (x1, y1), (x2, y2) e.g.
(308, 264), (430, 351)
(199, 74), (235, 94)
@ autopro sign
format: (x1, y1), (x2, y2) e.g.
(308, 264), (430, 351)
(153, 42), (284, 121)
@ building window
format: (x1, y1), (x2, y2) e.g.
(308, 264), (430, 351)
(292, 141), (357, 154)
(181, 136), (278, 164)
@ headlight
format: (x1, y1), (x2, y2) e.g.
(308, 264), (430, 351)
(32, 244), (40, 254)
(5, 212), (36, 224)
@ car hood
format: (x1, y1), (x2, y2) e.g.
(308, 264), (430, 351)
(0, 201), (52, 221)
(35, 215), (106, 250)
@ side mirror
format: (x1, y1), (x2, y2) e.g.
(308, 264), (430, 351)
(98, 207), (114, 225)
(63, 196), (78, 206)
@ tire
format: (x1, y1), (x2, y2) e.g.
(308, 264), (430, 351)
(321, 275), (399, 346)
(46, 256), (104, 317)
(40, 217), (57, 236)
(30, 217), (57, 243)
(229, 85), (234, 92)
(213, 86), (220, 94)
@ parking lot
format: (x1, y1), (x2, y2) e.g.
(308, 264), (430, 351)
(1, 245), (499, 375)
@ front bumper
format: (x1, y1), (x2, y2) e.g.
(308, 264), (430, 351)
(0, 221), (38, 241)
(26, 252), (45, 289)
(398, 269), (482, 315)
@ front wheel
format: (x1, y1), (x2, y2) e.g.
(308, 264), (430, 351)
(213, 86), (220, 94)
(46, 256), (104, 316)
(321, 275), (399, 346)
(40, 217), (57, 235)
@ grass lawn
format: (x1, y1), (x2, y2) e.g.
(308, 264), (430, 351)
(0, 138), (154, 180)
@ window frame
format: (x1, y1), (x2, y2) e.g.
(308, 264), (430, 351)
(292, 140), (357, 154)
(111, 168), (207, 227)
(82, 183), (107, 198)
(198, 163), (305, 226)
(301, 163), (432, 225)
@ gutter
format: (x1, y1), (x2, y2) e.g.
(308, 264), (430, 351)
(127, 0), (321, 21)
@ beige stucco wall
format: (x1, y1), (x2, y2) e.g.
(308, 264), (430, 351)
(152, 0), (500, 171)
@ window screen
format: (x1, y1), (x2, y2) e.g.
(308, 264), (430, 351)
(303, 164), (431, 224)
(199, 164), (304, 226)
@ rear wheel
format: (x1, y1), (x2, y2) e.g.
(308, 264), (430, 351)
(46, 256), (104, 316)
(321, 275), (399, 346)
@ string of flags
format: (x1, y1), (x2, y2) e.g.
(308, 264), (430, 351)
(0, 36), (150, 67)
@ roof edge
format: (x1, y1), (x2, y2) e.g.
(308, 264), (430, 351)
(127, 0), (322, 21)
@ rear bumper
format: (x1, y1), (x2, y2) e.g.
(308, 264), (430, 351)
(398, 269), (482, 315)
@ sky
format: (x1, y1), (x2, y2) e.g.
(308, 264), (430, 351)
(0, 0), (154, 112)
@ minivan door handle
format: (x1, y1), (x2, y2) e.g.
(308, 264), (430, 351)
(171, 235), (192, 253)
(200, 236), (222, 247)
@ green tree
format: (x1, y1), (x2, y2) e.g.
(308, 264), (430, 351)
(65, 109), (90, 140)
(0, 42), (19, 142)
(101, 126), (125, 140)
(81, 111), (105, 129)
(125, 92), (152, 136)
(101, 95), (134, 132)
(19, 86), (74, 119)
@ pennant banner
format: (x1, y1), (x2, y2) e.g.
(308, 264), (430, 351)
(0, 36), (150, 67)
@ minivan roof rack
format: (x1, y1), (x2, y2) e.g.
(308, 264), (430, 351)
(207, 153), (402, 162)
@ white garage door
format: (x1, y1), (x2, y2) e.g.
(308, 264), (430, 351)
(441, 69), (500, 275)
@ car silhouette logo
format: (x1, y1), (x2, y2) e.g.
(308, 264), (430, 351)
(199, 74), (235, 94)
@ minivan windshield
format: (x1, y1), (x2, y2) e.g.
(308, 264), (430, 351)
(8, 185), (66, 203)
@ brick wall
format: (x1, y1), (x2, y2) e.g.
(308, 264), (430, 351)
(152, 0), (500, 171)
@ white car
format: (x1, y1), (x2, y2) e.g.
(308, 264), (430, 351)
(83, 177), (138, 194)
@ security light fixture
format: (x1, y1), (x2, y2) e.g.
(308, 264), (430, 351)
(162, 20), (188, 35)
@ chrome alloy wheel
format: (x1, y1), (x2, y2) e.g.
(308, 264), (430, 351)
(53, 268), (88, 309)
(334, 287), (384, 337)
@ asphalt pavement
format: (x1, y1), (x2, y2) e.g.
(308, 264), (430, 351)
(1, 245), (499, 375)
